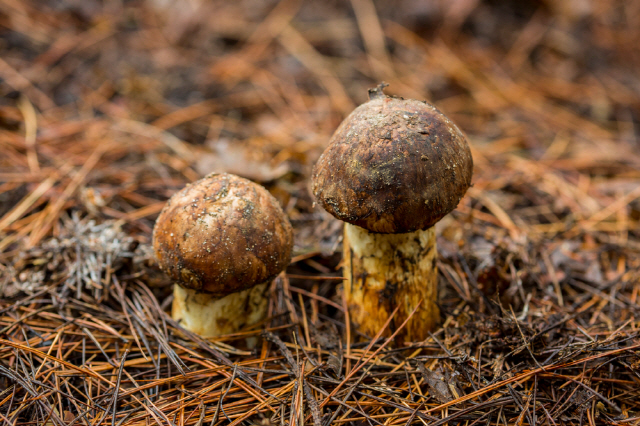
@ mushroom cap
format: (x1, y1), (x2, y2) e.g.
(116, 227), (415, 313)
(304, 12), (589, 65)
(312, 87), (473, 234)
(153, 173), (293, 297)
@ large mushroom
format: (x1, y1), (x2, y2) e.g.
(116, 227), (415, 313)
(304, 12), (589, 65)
(312, 84), (473, 342)
(153, 173), (293, 338)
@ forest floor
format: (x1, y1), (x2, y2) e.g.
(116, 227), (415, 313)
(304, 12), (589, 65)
(1, 0), (639, 425)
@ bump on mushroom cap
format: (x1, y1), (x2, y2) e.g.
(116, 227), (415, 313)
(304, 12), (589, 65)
(152, 173), (293, 296)
(312, 90), (473, 234)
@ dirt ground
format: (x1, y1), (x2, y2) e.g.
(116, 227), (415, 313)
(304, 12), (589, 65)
(1, 1), (640, 425)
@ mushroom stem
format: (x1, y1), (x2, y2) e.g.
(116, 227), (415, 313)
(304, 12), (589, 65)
(172, 282), (269, 338)
(343, 223), (439, 343)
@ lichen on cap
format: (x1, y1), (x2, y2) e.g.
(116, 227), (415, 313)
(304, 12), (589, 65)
(153, 173), (293, 297)
(312, 86), (473, 234)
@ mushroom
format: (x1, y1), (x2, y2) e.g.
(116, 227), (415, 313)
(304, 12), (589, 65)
(312, 84), (473, 342)
(153, 173), (293, 338)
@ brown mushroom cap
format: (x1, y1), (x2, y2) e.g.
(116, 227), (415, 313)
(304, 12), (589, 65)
(312, 86), (473, 234)
(153, 173), (293, 297)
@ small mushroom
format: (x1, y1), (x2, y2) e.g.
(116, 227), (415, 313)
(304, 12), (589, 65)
(153, 173), (293, 338)
(312, 84), (473, 342)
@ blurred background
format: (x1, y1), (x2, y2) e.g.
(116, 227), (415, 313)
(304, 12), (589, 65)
(1, 0), (639, 249)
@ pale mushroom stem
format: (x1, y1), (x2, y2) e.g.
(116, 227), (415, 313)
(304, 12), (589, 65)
(172, 283), (269, 339)
(343, 223), (439, 342)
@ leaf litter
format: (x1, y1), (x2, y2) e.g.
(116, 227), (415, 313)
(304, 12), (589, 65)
(1, 0), (640, 425)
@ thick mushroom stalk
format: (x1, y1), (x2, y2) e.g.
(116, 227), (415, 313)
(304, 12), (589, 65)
(344, 224), (438, 340)
(172, 283), (269, 337)
(312, 84), (473, 342)
(153, 173), (293, 338)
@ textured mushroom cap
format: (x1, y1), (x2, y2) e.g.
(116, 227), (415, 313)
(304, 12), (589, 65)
(153, 173), (293, 296)
(312, 88), (473, 234)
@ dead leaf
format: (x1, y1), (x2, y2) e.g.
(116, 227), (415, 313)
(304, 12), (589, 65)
(196, 139), (289, 182)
